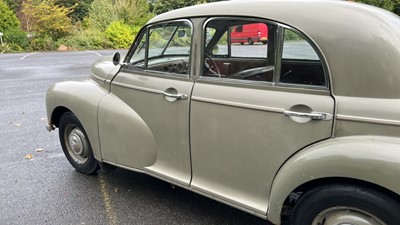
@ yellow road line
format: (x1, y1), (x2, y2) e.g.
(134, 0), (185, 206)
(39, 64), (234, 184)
(98, 173), (118, 225)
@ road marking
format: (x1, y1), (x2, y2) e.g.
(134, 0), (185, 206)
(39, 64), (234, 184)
(86, 50), (102, 57)
(19, 52), (38, 60)
(98, 173), (118, 225)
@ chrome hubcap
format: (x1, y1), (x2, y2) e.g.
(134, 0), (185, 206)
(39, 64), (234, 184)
(64, 125), (89, 164)
(312, 207), (386, 225)
(69, 131), (83, 155)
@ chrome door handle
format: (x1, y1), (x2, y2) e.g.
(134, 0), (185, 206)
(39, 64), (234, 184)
(161, 91), (188, 100)
(283, 110), (333, 121)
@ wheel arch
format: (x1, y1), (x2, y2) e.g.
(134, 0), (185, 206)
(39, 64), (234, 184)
(267, 136), (400, 224)
(51, 106), (71, 127)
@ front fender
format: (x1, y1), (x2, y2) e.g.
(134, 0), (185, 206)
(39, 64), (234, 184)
(46, 79), (109, 161)
(267, 136), (400, 224)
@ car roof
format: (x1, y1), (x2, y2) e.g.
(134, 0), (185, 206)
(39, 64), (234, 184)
(149, 0), (400, 98)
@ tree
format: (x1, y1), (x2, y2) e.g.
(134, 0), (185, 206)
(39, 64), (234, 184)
(355, 0), (400, 15)
(87, 0), (118, 31)
(153, 0), (199, 15)
(56, 0), (94, 22)
(0, 0), (21, 32)
(114, 0), (153, 26)
(21, 0), (75, 39)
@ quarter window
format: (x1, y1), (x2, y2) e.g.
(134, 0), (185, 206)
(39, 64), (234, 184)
(129, 21), (192, 75)
(279, 29), (325, 86)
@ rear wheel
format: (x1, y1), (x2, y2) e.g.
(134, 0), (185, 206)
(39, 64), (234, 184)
(59, 112), (99, 175)
(248, 37), (254, 45)
(291, 184), (400, 225)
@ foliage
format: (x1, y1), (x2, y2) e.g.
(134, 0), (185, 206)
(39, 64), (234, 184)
(105, 21), (136, 49)
(21, 0), (75, 39)
(3, 28), (29, 48)
(57, 28), (111, 50)
(87, 0), (118, 31)
(0, 0), (21, 32)
(30, 35), (57, 51)
(114, 0), (154, 25)
(56, 0), (94, 22)
(153, 0), (200, 15)
(355, 0), (400, 15)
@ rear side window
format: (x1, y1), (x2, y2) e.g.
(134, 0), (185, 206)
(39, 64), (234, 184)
(279, 29), (325, 86)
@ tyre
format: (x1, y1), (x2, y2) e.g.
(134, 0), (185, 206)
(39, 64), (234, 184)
(262, 41), (268, 45)
(248, 38), (254, 45)
(59, 112), (99, 175)
(291, 184), (400, 225)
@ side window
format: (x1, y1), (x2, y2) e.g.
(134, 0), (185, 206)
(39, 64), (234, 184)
(280, 29), (325, 86)
(203, 20), (273, 82)
(129, 21), (192, 75)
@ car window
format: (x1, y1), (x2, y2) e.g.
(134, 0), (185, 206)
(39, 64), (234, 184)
(203, 20), (273, 82)
(129, 21), (192, 76)
(279, 29), (325, 86)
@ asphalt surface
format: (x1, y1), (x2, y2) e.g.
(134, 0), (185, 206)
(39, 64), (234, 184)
(0, 50), (270, 225)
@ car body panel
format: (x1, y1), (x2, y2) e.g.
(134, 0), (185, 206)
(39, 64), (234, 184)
(46, 79), (109, 160)
(268, 136), (400, 224)
(190, 81), (334, 214)
(100, 70), (194, 185)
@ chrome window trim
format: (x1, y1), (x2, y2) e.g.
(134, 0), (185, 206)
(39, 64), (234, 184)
(277, 24), (330, 89)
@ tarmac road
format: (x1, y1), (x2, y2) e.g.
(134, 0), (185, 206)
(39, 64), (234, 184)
(0, 50), (270, 225)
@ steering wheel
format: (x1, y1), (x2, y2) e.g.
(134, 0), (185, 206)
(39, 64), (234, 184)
(204, 53), (221, 77)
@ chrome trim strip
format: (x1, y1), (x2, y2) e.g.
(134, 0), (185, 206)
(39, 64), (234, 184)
(336, 114), (400, 126)
(112, 81), (161, 95)
(192, 96), (283, 113)
(91, 73), (106, 82)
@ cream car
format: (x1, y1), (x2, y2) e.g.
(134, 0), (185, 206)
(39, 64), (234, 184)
(46, 1), (400, 224)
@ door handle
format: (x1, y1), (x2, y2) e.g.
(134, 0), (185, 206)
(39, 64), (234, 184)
(161, 91), (188, 100)
(283, 110), (333, 121)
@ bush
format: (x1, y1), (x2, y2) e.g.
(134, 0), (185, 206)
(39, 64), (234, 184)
(4, 28), (29, 49)
(105, 21), (135, 49)
(57, 29), (111, 50)
(29, 36), (57, 51)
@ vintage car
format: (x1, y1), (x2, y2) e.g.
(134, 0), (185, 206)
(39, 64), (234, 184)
(46, 1), (400, 224)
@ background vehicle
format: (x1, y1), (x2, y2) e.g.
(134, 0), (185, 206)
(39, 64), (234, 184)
(230, 23), (268, 45)
(46, 1), (400, 225)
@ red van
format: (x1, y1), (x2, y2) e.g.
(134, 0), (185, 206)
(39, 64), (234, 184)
(231, 23), (268, 45)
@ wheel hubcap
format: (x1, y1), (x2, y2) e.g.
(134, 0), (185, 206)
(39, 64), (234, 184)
(313, 207), (386, 225)
(69, 131), (84, 155)
(64, 125), (89, 164)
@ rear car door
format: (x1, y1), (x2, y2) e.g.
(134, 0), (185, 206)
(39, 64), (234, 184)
(190, 18), (334, 214)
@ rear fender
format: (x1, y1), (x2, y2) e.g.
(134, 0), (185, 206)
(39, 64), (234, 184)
(267, 136), (400, 224)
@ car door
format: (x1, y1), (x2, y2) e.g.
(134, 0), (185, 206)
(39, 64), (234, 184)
(98, 20), (194, 186)
(190, 18), (334, 214)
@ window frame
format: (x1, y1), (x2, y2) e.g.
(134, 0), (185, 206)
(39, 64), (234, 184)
(123, 19), (194, 78)
(199, 17), (330, 90)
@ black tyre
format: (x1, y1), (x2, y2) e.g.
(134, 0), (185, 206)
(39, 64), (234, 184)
(248, 37), (254, 45)
(59, 112), (99, 175)
(262, 41), (268, 45)
(291, 184), (400, 225)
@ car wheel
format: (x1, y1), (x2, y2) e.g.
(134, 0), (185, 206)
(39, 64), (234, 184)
(59, 112), (99, 175)
(248, 37), (254, 45)
(240, 42), (244, 45)
(291, 184), (400, 225)
(262, 41), (268, 45)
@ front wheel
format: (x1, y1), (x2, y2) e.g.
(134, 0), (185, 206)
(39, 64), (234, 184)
(59, 112), (99, 175)
(291, 184), (400, 225)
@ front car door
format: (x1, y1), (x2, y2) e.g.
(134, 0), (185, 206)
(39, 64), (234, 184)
(98, 20), (194, 186)
(190, 18), (334, 215)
